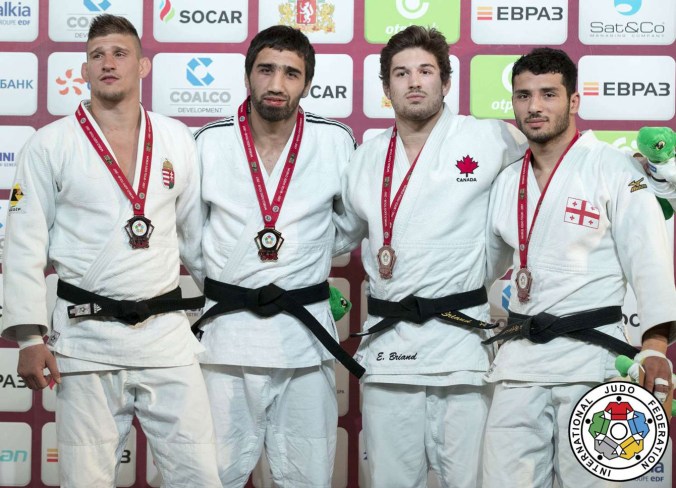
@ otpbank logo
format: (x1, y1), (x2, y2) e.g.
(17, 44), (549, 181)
(578, 56), (675, 120)
(153, 0), (247, 43)
(259, 0), (354, 44)
(48, 0), (143, 42)
(365, 0), (460, 44)
(471, 0), (567, 45)
(469, 55), (521, 119)
(579, 0), (674, 45)
(0, 0), (39, 42)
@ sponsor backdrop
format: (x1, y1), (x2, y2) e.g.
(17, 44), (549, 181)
(0, 0), (674, 486)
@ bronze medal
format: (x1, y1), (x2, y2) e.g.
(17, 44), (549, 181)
(255, 227), (284, 261)
(125, 215), (154, 249)
(515, 267), (532, 303)
(377, 245), (396, 279)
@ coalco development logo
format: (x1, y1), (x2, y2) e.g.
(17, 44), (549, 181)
(568, 381), (669, 481)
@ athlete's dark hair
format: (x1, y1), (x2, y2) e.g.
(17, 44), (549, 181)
(512, 47), (577, 97)
(87, 14), (142, 55)
(379, 25), (452, 88)
(245, 25), (315, 85)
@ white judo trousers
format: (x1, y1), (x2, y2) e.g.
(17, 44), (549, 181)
(483, 383), (619, 488)
(56, 362), (220, 488)
(363, 383), (490, 488)
(201, 362), (337, 488)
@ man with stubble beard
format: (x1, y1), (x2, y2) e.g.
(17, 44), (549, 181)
(341, 25), (526, 488)
(193, 25), (362, 488)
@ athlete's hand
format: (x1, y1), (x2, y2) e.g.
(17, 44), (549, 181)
(18, 344), (61, 390)
(642, 356), (672, 401)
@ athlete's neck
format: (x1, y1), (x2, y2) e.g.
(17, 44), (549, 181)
(529, 123), (579, 174)
(395, 105), (444, 165)
(248, 104), (299, 175)
(87, 97), (141, 135)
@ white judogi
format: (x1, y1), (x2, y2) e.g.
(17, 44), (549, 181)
(2, 101), (220, 487)
(195, 109), (356, 488)
(342, 105), (525, 488)
(483, 130), (676, 488)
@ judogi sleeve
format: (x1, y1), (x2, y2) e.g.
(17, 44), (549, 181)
(499, 122), (527, 171)
(176, 126), (206, 290)
(2, 137), (57, 342)
(485, 172), (514, 288)
(333, 131), (366, 256)
(608, 153), (676, 345)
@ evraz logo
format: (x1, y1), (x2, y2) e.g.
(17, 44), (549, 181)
(159, 0), (175, 22)
(186, 58), (214, 87)
(568, 381), (669, 481)
(396, 0), (429, 19)
(615, 0), (642, 16)
(83, 0), (111, 12)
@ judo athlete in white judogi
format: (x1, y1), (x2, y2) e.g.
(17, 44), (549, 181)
(483, 48), (676, 488)
(193, 26), (361, 488)
(341, 26), (526, 488)
(1, 15), (220, 488)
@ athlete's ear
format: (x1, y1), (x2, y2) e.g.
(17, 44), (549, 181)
(139, 57), (151, 80)
(244, 73), (250, 93)
(569, 91), (580, 116)
(302, 79), (312, 98)
(442, 77), (451, 97)
(382, 81), (390, 101)
(81, 62), (89, 83)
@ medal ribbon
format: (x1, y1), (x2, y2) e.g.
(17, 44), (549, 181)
(75, 103), (153, 217)
(381, 126), (424, 247)
(238, 98), (304, 230)
(517, 131), (580, 270)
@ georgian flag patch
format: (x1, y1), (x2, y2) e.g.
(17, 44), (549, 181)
(564, 197), (599, 229)
(162, 159), (175, 189)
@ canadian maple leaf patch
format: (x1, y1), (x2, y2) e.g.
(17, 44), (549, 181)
(456, 155), (479, 176)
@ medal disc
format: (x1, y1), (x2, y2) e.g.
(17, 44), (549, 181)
(377, 245), (396, 280)
(515, 267), (532, 303)
(125, 215), (154, 249)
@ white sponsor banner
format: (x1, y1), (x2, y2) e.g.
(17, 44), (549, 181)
(0, 126), (34, 189)
(471, 0), (567, 45)
(363, 54), (459, 119)
(578, 56), (675, 121)
(153, 0), (247, 43)
(579, 0), (675, 45)
(302, 54), (353, 118)
(152, 53), (246, 118)
(0, 422), (31, 486)
(0, 52), (37, 116)
(48, 0), (144, 42)
(0, 0), (39, 42)
(47, 52), (89, 116)
(259, 0), (354, 44)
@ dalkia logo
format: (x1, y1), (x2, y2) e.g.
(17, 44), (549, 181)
(0, 1), (31, 17)
(56, 69), (87, 96)
(159, 0), (175, 22)
(568, 381), (669, 481)
(456, 155), (478, 181)
(278, 0), (335, 33)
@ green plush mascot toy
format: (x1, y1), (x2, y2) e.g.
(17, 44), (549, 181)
(637, 127), (676, 220)
(329, 286), (351, 322)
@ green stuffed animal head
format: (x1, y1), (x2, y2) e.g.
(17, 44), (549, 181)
(329, 286), (351, 322)
(637, 127), (676, 164)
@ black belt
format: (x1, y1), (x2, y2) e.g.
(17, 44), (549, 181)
(354, 287), (495, 337)
(192, 277), (365, 379)
(483, 306), (638, 357)
(57, 279), (205, 325)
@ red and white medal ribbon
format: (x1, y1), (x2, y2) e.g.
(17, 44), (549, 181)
(237, 98), (304, 261)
